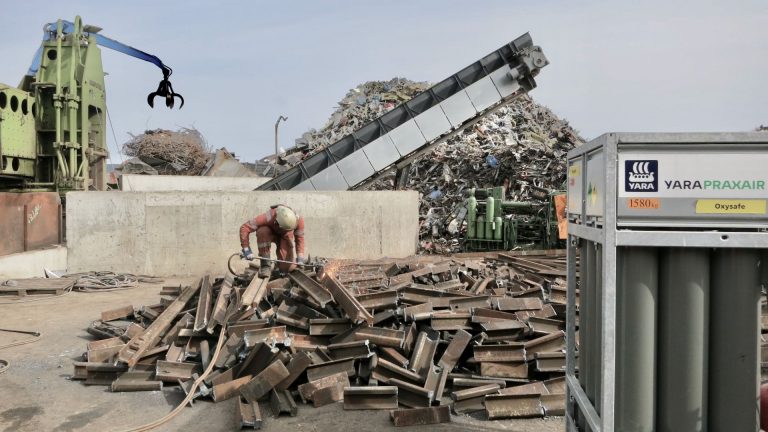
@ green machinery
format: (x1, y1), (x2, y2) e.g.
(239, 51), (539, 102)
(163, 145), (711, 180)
(463, 186), (565, 251)
(0, 16), (182, 192)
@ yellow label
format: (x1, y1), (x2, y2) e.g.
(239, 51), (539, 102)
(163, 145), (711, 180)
(568, 165), (580, 177)
(695, 199), (766, 214)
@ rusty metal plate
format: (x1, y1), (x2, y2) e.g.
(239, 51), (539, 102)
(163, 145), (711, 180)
(0, 192), (61, 256)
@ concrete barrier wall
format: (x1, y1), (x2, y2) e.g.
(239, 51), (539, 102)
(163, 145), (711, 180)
(120, 174), (269, 191)
(0, 246), (67, 279)
(66, 191), (419, 276)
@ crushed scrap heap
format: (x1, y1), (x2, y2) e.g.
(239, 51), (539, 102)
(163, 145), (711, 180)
(74, 252), (569, 427)
(275, 79), (584, 253)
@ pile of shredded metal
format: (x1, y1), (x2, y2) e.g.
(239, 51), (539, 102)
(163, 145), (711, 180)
(278, 78), (584, 254)
(122, 127), (211, 175)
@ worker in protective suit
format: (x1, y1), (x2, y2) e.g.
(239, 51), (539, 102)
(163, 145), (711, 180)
(240, 204), (305, 277)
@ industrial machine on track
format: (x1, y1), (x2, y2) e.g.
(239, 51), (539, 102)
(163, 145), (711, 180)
(0, 15), (181, 193)
(0, 16), (181, 255)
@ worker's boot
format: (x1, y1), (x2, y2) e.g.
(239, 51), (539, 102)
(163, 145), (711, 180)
(258, 259), (271, 278)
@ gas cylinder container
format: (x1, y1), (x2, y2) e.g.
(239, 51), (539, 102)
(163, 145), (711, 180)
(476, 215), (485, 239)
(467, 195), (477, 238)
(493, 216), (503, 240)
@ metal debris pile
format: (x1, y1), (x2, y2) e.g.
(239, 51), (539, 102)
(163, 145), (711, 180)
(121, 127), (211, 175)
(73, 250), (569, 428)
(365, 96), (582, 254)
(270, 78), (583, 254)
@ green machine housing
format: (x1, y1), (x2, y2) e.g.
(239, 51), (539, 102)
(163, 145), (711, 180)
(0, 16), (108, 192)
(464, 186), (564, 251)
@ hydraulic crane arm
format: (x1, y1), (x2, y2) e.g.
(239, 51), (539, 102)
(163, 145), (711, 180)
(26, 19), (183, 108)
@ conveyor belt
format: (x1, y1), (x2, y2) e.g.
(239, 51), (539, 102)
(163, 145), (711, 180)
(257, 33), (548, 191)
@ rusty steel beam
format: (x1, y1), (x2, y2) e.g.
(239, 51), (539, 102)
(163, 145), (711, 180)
(452, 377), (507, 389)
(523, 331), (565, 355)
(275, 312), (309, 330)
(273, 351), (313, 391)
(155, 360), (201, 382)
(160, 313), (193, 346)
(356, 290), (399, 310)
(390, 405), (450, 427)
(473, 343), (526, 362)
(388, 378), (433, 408)
(484, 393), (544, 419)
(100, 305), (134, 322)
(515, 304), (556, 322)
(111, 371), (162, 392)
(240, 359), (291, 403)
(498, 381), (549, 396)
(492, 297), (543, 311)
(480, 361), (529, 379)
(402, 303), (433, 322)
(243, 326), (290, 348)
(238, 342), (280, 377)
(328, 339), (373, 360)
(212, 375), (253, 402)
(471, 308), (519, 323)
(409, 331), (438, 378)
(241, 275), (269, 309)
(372, 357), (423, 385)
(449, 296), (491, 311)
(379, 347), (409, 369)
(239, 396), (263, 429)
(543, 376), (566, 394)
(72, 362), (127, 380)
(193, 275), (213, 332)
(312, 383), (344, 407)
(479, 320), (527, 342)
(534, 352), (566, 373)
(207, 274), (234, 333)
(289, 270), (333, 307)
(306, 357), (356, 382)
(228, 320), (270, 338)
(527, 317), (565, 335)
(430, 312), (472, 331)
(354, 326), (405, 348)
(309, 318), (351, 336)
(323, 275), (374, 325)
(297, 371), (349, 402)
(437, 329), (472, 371)
(451, 383), (501, 414)
(541, 393), (565, 416)
(270, 388), (298, 417)
(214, 334), (244, 369)
(343, 386), (399, 410)
(118, 280), (201, 367)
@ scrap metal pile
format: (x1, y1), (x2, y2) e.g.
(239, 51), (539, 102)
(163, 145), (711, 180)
(72, 251), (569, 428)
(121, 127), (211, 175)
(366, 96), (581, 253)
(273, 79), (583, 253)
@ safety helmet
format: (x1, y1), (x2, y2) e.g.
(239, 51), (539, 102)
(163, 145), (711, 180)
(275, 206), (298, 230)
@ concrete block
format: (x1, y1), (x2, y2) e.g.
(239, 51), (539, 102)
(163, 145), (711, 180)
(66, 191), (418, 276)
(120, 174), (269, 192)
(0, 245), (67, 279)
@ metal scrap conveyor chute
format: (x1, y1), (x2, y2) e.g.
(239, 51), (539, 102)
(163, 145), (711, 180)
(257, 33), (548, 191)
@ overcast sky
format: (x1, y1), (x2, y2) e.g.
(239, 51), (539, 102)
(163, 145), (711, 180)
(1, 1), (765, 163)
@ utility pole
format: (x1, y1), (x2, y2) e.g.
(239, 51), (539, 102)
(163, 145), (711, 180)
(274, 115), (288, 178)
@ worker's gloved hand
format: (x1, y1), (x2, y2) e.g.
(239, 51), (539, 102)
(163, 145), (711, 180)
(242, 247), (255, 260)
(297, 256), (306, 265)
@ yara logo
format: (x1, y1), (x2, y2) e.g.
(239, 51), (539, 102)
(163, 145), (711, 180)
(629, 162), (654, 183)
(625, 160), (658, 192)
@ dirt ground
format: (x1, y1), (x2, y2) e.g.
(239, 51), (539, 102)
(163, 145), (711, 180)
(0, 278), (564, 432)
